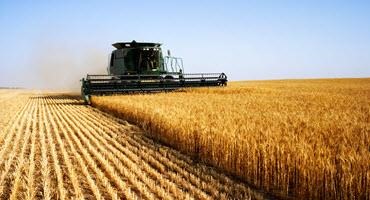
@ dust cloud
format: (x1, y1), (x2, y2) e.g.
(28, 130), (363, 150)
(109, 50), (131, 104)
(28, 41), (107, 91)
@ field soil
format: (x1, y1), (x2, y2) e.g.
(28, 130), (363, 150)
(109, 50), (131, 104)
(0, 90), (264, 200)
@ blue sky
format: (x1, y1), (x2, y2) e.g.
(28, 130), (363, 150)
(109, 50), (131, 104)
(0, 0), (369, 89)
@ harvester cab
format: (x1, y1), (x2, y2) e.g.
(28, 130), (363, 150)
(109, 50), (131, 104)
(109, 41), (170, 75)
(81, 40), (227, 104)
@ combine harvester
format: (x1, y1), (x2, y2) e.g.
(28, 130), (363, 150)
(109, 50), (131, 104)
(81, 40), (227, 104)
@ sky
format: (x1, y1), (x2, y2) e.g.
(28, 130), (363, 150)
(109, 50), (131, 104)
(0, 0), (369, 89)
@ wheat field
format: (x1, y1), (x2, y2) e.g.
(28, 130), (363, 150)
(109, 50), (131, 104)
(0, 90), (261, 199)
(92, 78), (370, 200)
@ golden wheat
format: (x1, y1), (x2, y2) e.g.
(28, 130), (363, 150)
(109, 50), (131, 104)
(92, 78), (370, 200)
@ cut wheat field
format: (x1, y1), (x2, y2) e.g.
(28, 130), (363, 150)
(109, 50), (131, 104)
(0, 90), (262, 200)
(92, 78), (370, 200)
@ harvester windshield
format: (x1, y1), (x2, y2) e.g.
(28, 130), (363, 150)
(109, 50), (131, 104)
(112, 48), (163, 75)
(137, 48), (162, 73)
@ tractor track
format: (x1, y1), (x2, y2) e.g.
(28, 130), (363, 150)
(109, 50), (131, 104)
(0, 92), (264, 200)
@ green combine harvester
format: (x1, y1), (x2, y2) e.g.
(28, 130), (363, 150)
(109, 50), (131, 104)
(81, 40), (227, 104)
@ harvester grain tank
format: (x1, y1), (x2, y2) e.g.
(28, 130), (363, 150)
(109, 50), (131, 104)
(81, 40), (227, 103)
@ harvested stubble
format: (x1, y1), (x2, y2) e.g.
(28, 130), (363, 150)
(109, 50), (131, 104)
(92, 78), (370, 200)
(0, 91), (259, 199)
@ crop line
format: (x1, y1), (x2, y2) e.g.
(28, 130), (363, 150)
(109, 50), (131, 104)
(0, 91), (27, 137)
(62, 101), (195, 197)
(51, 97), (140, 199)
(135, 133), (251, 196)
(62, 102), (187, 200)
(40, 97), (68, 200)
(0, 99), (36, 198)
(25, 97), (40, 200)
(0, 96), (31, 146)
(39, 97), (53, 200)
(129, 136), (228, 197)
(128, 134), (226, 196)
(47, 97), (137, 199)
(8, 97), (37, 200)
(43, 97), (85, 198)
(0, 98), (32, 160)
(61, 104), (164, 199)
(43, 96), (116, 200)
(53, 97), (148, 199)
